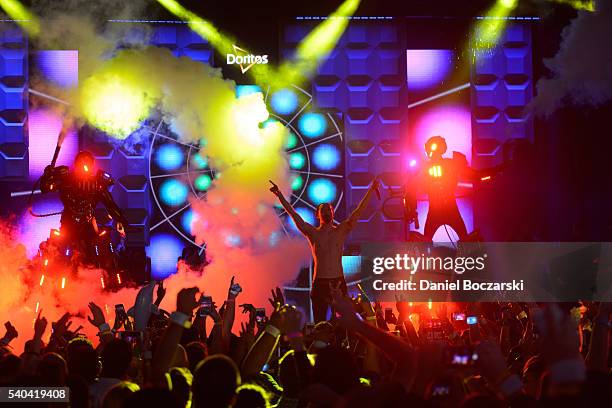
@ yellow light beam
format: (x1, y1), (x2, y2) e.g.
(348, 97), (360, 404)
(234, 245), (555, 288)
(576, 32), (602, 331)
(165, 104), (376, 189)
(0, 0), (40, 36)
(548, 0), (595, 11)
(471, 0), (518, 62)
(156, 0), (360, 88)
(274, 0), (361, 87)
(155, 0), (236, 57)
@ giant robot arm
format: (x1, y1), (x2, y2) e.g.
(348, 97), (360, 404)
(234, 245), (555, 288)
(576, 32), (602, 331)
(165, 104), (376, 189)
(40, 165), (69, 193)
(97, 170), (129, 225)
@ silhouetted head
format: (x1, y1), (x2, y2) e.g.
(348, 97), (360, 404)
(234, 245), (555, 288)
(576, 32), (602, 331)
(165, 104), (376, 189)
(193, 354), (241, 408)
(316, 203), (334, 225)
(74, 151), (95, 178)
(425, 136), (447, 159)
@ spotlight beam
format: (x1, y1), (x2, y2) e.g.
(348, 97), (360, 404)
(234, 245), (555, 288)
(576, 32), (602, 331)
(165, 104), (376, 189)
(156, 0), (360, 87)
(407, 83), (471, 109)
(276, 0), (361, 86)
(0, 0), (40, 36)
(155, 0), (236, 58)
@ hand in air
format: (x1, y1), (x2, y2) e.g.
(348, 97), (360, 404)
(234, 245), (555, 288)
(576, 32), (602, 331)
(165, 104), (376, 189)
(268, 180), (281, 197)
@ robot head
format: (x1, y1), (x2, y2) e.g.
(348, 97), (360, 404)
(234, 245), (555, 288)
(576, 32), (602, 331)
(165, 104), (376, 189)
(425, 136), (447, 159)
(316, 203), (334, 225)
(74, 151), (95, 178)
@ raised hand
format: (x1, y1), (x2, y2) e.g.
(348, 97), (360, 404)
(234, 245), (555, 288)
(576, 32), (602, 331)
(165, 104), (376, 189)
(87, 302), (106, 327)
(269, 180), (281, 197)
(2, 322), (18, 342)
(228, 276), (242, 299)
(239, 303), (256, 315)
(155, 280), (167, 306)
(34, 311), (47, 339)
(268, 287), (284, 311)
(52, 312), (72, 340)
(208, 301), (222, 323)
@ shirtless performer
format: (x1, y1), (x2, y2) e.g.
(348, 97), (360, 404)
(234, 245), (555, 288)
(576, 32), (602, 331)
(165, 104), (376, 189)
(269, 178), (380, 322)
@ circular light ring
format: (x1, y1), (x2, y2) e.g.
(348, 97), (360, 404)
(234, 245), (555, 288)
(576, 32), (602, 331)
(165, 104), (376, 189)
(271, 88), (299, 115)
(160, 179), (189, 207)
(312, 143), (341, 171)
(298, 112), (327, 138)
(155, 144), (185, 171)
(307, 178), (338, 205)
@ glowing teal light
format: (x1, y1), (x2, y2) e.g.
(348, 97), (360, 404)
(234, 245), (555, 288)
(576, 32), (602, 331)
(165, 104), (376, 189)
(312, 144), (340, 171)
(236, 84), (262, 98)
(289, 152), (306, 169)
(160, 179), (189, 206)
(298, 112), (327, 138)
(308, 178), (337, 205)
(285, 132), (298, 149)
(263, 119), (280, 128)
(291, 175), (304, 191)
(271, 88), (298, 115)
(191, 154), (208, 169)
(195, 174), (212, 191)
(155, 144), (184, 171)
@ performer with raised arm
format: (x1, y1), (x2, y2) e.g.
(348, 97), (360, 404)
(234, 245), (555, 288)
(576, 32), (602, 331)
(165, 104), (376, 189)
(269, 178), (380, 322)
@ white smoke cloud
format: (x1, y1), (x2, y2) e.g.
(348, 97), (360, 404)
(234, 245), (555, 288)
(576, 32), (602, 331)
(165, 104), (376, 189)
(531, 0), (612, 114)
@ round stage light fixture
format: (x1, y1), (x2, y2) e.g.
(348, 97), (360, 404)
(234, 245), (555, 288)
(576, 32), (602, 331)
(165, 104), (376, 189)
(147, 233), (184, 279)
(271, 88), (299, 115)
(194, 174), (212, 191)
(191, 154), (208, 169)
(289, 152), (306, 169)
(160, 179), (189, 206)
(308, 178), (337, 205)
(155, 143), (185, 170)
(298, 112), (327, 138)
(312, 143), (341, 171)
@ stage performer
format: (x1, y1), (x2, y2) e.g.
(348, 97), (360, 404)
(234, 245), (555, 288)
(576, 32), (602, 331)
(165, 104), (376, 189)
(407, 135), (504, 241)
(40, 150), (129, 258)
(269, 178), (379, 322)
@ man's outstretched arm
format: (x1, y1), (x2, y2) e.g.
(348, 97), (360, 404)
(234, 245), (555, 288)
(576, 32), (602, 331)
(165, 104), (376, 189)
(343, 177), (379, 230)
(269, 180), (314, 237)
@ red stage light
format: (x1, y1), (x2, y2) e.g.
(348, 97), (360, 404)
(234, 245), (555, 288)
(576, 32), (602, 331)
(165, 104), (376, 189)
(39, 274), (45, 286)
(61, 277), (66, 289)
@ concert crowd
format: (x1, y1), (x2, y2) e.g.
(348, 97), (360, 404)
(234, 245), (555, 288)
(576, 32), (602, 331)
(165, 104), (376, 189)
(0, 275), (610, 408)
